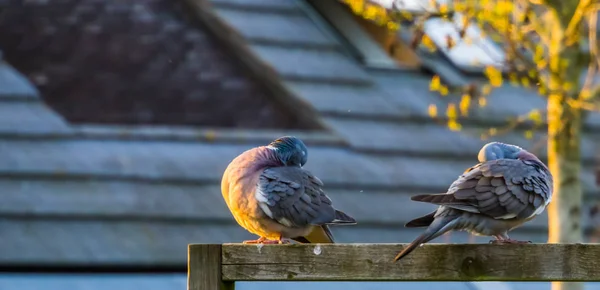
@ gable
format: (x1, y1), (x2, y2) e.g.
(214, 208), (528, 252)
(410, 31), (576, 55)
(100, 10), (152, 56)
(0, 0), (320, 130)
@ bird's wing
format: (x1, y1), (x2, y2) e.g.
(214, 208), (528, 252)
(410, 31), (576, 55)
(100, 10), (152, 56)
(255, 166), (341, 228)
(413, 159), (552, 220)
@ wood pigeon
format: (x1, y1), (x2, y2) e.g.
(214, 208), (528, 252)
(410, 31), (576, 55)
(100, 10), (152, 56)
(394, 141), (553, 261)
(221, 136), (357, 244)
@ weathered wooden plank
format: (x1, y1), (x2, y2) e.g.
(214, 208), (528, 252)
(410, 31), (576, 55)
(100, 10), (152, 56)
(210, 0), (300, 12)
(188, 244), (234, 290)
(213, 7), (337, 47)
(370, 69), (600, 130)
(3, 124), (342, 145)
(248, 44), (371, 84)
(217, 244), (600, 281)
(73, 126), (342, 145)
(284, 81), (401, 116)
(329, 225), (550, 244)
(1, 139), (597, 195)
(0, 102), (70, 134)
(0, 140), (390, 186)
(367, 154), (598, 196)
(9, 179), (597, 231)
(322, 117), (600, 164)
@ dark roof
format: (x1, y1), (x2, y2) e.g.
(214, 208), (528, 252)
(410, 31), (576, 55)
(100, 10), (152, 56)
(0, 0), (317, 130)
(0, 4), (599, 290)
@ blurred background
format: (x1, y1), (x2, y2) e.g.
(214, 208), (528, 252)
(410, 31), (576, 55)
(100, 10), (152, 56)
(0, 0), (599, 289)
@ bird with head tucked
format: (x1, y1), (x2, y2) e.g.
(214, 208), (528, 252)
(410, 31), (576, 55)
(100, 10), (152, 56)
(221, 136), (357, 244)
(393, 141), (553, 261)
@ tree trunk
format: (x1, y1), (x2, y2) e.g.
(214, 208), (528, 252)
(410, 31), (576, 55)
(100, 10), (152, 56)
(547, 94), (583, 244)
(547, 96), (583, 290)
(546, 38), (584, 290)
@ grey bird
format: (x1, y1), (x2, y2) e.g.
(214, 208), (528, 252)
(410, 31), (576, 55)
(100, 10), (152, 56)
(221, 136), (357, 244)
(393, 141), (553, 261)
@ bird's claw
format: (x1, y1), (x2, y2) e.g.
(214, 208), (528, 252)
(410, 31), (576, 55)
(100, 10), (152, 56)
(242, 237), (292, 244)
(242, 237), (278, 244)
(278, 238), (292, 244)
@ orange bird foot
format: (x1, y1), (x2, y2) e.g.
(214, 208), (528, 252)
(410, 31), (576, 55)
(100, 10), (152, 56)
(242, 237), (293, 244)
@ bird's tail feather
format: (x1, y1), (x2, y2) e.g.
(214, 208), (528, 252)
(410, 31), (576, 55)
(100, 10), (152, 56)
(293, 225), (335, 243)
(405, 211), (436, 228)
(393, 216), (456, 262)
(328, 210), (357, 225)
(411, 193), (460, 205)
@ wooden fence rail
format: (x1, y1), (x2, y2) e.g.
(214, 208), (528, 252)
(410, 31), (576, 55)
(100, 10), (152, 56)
(187, 243), (600, 290)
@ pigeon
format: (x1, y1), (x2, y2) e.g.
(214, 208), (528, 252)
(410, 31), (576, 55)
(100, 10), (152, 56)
(393, 141), (553, 261)
(221, 136), (357, 244)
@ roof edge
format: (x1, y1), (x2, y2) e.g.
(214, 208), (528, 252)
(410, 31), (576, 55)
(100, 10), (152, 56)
(181, 0), (336, 134)
(0, 60), (41, 101)
(0, 124), (348, 146)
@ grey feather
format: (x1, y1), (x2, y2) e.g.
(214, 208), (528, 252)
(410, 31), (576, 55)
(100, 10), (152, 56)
(256, 166), (355, 227)
(396, 142), (553, 262)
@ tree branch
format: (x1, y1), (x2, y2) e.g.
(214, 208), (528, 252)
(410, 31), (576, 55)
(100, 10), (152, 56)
(565, 0), (593, 43)
(593, 87), (600, 101)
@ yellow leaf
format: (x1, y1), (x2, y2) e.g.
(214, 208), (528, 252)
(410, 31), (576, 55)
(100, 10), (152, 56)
(342, 0), (364, 14)
(446, 103), (458, 119)
(496, 0), (514, 15)
(363, 5), (376, 19)
(459, 94), (471, 116)
(428, 104), (438, 118)
(537, 59), (548, 70)
(421, 35), (437, 52)
(490, 33), (503, 42)
(488, 127), (498, 136)
(454, 2), (466, 11)
(528, 109), (543, 125)
(580, 89), (592, 99)
(524, 130), (533, 139)
(528, 69), (537, 78)
(430, 75), (441, 91)
(439, 85), (449, 96)
(400, 11), (413, 21)
(484, 65), (503, 87)
(439, 3), (449, 14)
(387, 21), (400, 31)
(538, 85), (547, 95)
(509, 73), (519, 86)
(481, 84), (492, 95)
(521, 77), (531, 88)
(478, 97), (487, 107)
(205, 130), (217, 142)
(563, 82), (574, 91)
(447, 119), (462, 131)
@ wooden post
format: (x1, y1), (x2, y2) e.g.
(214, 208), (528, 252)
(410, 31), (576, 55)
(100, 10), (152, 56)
(217, 243), (600, 281)
(188, 244), (235, 290)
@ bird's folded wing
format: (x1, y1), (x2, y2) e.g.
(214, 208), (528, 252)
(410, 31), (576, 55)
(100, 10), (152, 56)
(255, 167), (337, 227)
(442, 159), (552, 220)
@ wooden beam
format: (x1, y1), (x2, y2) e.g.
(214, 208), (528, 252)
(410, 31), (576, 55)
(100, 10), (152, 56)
(191, 243), (600, 282)
(188, 244), (234, 290)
